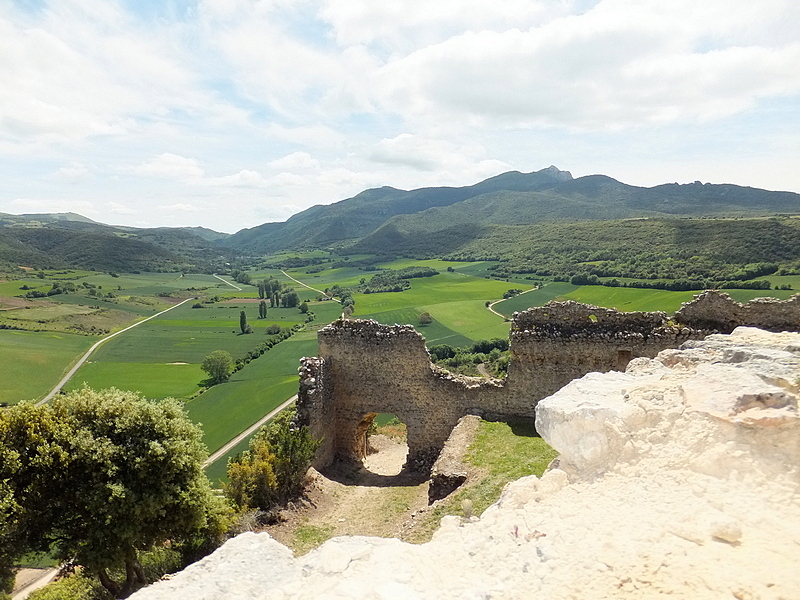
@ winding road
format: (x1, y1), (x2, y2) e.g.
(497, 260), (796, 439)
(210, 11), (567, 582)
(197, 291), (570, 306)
(486, 286), (539, 318)
(36, 297), (196, 406)
(281, 270), (328, 296)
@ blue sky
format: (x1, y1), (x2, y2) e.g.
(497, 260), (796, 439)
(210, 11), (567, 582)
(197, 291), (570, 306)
(1, 0), (799, 233)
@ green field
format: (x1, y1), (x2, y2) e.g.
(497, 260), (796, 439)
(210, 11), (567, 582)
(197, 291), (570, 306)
(186, 330), (319, 456)
(420, 299), (509, 342)
(353, 271), (526, 315)
(492, 282), (578, 316)
(562, 286), (700, 313)
(362, 307), (473, 347)
(7, 258), (798, 491)
(64, 362), (205, 399)
(0, 330), (94, 404)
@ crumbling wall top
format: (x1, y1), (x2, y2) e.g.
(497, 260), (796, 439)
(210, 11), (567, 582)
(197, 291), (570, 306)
(318, 318), (427, 345)
(512, 300), (667, 336)
(675, 290), (800, 332)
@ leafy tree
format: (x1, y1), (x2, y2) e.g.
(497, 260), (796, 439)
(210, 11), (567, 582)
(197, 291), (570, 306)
(0, 389), (230, 599)
(201, 350), (233, 384)
(239, 310), (248, 334)
(259, 300), (267, 319)
(298, 301), (309, 314)
(418, 312), (432, 325)
(225, 410), (319, 510)
(282, 291), (300, 308)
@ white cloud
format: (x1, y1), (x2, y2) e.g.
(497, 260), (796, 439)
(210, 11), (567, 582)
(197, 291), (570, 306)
(370, 134), (442, 171)
(268, 151), (320, 170)
(106, 201), (137, 215)
(0, 0), (798, 233)
(195, 169), (267, 188)
(157, 203), (201, 212)
(373, 0), (800, 129)
(50, 162), (93, 183)
(128, 153), (205, 180)
(10, 197), (97, 215)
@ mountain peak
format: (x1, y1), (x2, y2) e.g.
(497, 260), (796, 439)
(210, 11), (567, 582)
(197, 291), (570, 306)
(542, 165), (573, 182)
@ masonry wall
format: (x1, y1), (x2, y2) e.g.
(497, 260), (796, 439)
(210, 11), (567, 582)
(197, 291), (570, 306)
(296, 291), (800, 473)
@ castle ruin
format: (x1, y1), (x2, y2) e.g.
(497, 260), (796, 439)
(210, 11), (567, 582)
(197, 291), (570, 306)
(296, 290), (800, 473)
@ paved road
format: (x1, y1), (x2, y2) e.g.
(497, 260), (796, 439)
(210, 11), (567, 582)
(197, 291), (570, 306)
(486, 286), (539, 318)
(280, 270), (328, 296)
(203, 395), (298, 467)
(36, 297), (196, 406)
(11, 569), (59, 600)
(213, 273), (241, 290)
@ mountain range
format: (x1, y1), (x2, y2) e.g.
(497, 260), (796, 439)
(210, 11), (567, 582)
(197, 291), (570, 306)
(2, 166), (799, 271)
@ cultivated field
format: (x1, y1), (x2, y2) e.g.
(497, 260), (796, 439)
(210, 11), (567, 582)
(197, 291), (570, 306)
(0, 330), (94, 404)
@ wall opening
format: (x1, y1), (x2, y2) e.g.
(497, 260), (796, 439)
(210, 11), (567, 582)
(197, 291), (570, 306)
(363, 413), (408, 477)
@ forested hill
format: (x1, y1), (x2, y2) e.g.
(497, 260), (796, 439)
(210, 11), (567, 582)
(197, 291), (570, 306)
(0, 215), (232, 272)
(221, 166), (575, 253)
(220, 167), (800, 254)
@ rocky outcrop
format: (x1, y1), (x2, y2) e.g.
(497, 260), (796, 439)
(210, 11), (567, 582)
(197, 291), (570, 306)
(133, 327), (800, 600)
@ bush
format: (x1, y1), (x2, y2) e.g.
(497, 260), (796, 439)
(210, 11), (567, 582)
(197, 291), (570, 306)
(225, 410), (320, 511)
(27, 573), (102, 600)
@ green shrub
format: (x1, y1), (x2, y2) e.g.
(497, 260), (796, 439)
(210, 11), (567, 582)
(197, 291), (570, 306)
(225, 410), (320, 511)
(27, 573), (102, 600)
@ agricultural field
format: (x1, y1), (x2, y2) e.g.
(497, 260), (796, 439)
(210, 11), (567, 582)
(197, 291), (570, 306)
(194, 330), (319, 482)
(0, 330), (95, 404)
(492, 281), (798, 317)
(6, 257), (798, 488)
(65, 300), (306, 397)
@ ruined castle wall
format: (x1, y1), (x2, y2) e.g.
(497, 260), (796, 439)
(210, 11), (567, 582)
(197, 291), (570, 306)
(675, 290), (800, 333)
(302, 319), (505, 470)
(298, 292), (800, 473)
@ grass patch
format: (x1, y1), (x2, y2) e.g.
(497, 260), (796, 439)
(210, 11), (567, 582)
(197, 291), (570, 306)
(406, 420), (557, 544)
(185, 331), (319, 454)
(420, 299), (510, 342)
(0, 330), (94, 404)
(492, 282), (579, 316)
(64, 362), (204, 399)
(362, 307), (473, 347)
(353, 272), (527, 315)
(562, 286), (700, 313)
(292, 523), (335, 556)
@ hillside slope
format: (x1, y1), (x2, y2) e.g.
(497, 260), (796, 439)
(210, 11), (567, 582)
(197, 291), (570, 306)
(223, 168), (800, 254)
(222, 166), (574, 253)
(0, 216), (231, 272)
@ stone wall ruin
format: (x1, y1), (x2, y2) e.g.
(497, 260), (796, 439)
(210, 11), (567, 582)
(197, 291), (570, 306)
(296, 290), (800, 473)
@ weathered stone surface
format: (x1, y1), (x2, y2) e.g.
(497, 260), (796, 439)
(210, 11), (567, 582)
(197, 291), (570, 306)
(428, 415), (479, 503)
(299, 291), (800, 473)
(132, 327), (800, 600)
(675, 290), (800, 332)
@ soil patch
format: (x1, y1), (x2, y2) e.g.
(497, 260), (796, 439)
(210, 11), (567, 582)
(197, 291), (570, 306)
(260, 425), (485, 554)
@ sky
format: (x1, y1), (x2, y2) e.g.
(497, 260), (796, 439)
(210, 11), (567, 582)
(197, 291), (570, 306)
(1, 0), (799, 233)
